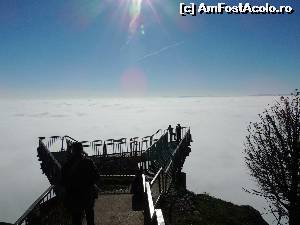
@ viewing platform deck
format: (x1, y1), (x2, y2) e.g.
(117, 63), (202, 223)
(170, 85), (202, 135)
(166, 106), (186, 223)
(15, 125), (192, 225)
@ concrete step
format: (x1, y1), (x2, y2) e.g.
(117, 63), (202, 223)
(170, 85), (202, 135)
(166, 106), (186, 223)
(83, 194), (144, 225)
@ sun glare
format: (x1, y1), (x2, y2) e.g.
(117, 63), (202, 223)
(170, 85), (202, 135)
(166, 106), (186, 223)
(128, 0), (143, 34)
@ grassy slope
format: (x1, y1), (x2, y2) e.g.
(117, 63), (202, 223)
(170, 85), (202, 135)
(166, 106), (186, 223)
(160, 190), (269, 225)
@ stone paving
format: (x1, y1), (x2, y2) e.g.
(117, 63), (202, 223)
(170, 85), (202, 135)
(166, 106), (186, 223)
(83, 194), (144, 225)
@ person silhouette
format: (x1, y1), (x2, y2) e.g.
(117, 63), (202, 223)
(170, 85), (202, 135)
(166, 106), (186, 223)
(62, 142), (100, 225)
(176, 124), (182, 142)
(102, 141), (107, 156)
(131, 169), (143, 211)
(168, 125), (174, 142)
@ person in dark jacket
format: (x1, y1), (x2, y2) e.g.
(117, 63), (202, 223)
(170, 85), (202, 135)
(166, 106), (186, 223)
(168, 125), (174, 142)
(62, 142), (100, 225)
(131, 169), (144, 210)
(176, 123), (182, 142)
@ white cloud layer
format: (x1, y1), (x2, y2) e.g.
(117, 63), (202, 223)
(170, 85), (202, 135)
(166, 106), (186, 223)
(0, 96), (280, 224)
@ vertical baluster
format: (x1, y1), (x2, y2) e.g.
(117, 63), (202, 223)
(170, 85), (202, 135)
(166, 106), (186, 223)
(139, 141), (141, 156)
(112, 141), (114, 155)
(61, 137), (64, 151)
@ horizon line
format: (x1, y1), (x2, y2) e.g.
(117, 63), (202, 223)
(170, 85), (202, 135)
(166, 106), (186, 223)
(0, 93), (291, 100)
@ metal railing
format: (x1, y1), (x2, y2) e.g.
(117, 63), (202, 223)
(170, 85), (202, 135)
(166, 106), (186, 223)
(39, 129), (164, 157)
(150, 167), (164, 207)
(163, 128), (191, 192)
(15, 185), (57, 225)
(15, 174), (136, 225)
(16, 126), (191, 225)
(142, 127), (191, 225)
(37, 140), (62, 185)
(142, 173), (165, 225)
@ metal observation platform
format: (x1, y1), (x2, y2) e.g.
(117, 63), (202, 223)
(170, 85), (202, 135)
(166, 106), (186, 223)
(15, 125), (192, 225)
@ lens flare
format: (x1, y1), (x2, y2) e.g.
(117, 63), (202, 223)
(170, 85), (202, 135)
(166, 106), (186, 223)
(128, 0), (142, 34)
(61, 0), (177, 37)
(120, 68), (147, 96)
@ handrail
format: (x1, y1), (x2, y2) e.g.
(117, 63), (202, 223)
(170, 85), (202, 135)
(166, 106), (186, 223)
(143, 127), (190, 225)
(25, 125), (190, 225)
(142, 173), (165, 225)
(15, 175), (136, 224)
(146, 182), (155, 218)
(150, 167), (164, 208)
(143, 132), (168, 159)
(155, 209), (165, 225)
(39, 140), (62, 170)
(163, 128), (191, 192)
(15, 185), (55, 225)
(38, 140), (62, 185)
(39, 130), (166, 157)
(150, 167), (163, 186)
(63, 135), (78, 143)
(142, 174), (146, 193)
(164, 128), (190, 173)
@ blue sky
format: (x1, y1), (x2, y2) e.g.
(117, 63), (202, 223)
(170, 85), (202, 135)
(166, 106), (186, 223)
(0, 0), (299, 97)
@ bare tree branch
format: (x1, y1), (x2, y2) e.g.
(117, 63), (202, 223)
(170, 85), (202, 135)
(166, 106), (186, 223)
(244, 90), (300, 225)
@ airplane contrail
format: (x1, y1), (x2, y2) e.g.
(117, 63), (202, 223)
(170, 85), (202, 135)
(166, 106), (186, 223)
(137, 41), (184, 62)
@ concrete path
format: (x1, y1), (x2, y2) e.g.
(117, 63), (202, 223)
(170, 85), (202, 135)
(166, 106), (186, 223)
(83, 194), (144, 225)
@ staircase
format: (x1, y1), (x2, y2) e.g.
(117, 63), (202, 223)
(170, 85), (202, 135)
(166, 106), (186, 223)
(14, 125), (192, 225)
(83, 194), (144, 225)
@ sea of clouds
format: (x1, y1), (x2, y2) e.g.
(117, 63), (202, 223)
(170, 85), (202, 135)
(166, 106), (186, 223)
(0, 96), (280, 224)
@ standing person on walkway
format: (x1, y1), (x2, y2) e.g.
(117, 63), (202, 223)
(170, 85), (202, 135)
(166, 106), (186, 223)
(131, 169), (144, 211)
(176, 124), (182, 142)
(103, 141), (107, 156)
(62, 142), (100, 225)
(168, 125), (174, 142)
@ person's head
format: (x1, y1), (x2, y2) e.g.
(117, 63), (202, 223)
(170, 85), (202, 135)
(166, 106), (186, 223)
(72, 142), (84, 157)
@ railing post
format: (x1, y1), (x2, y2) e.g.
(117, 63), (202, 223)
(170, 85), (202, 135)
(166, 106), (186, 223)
(32, 126), (188, 225)
(60, 137), (64, 151)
